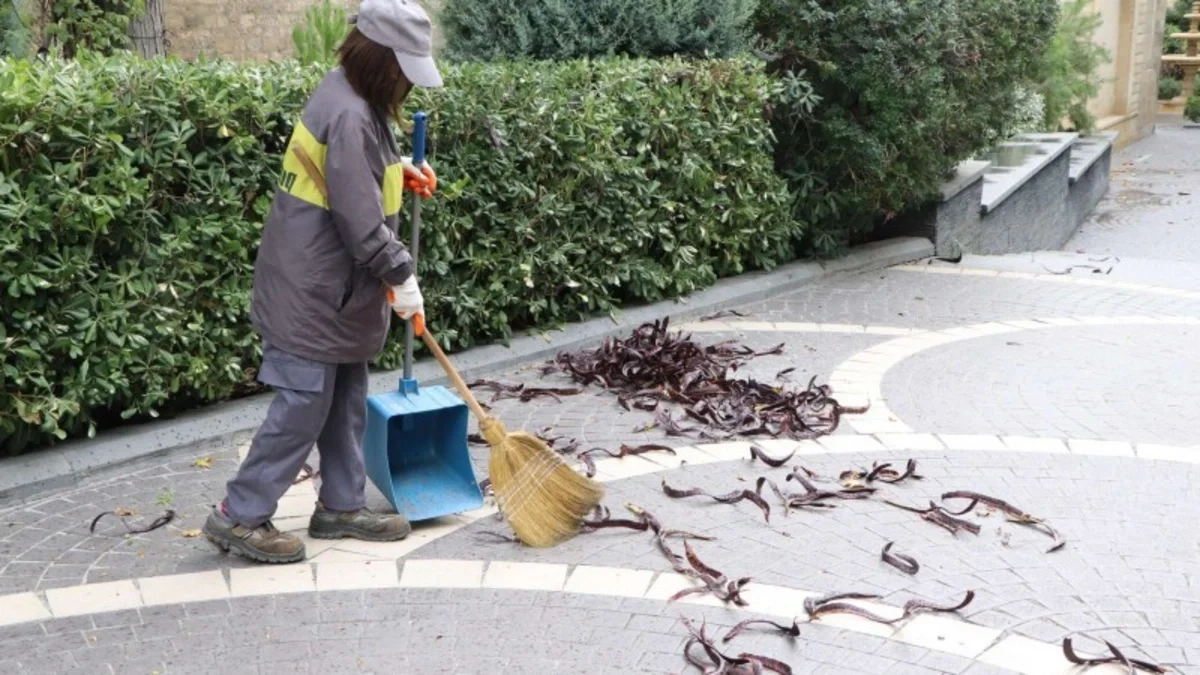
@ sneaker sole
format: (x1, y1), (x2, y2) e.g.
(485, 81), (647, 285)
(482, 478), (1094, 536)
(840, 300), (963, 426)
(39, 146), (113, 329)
(307, 526), (412, 542)
(203, 530), (306, 564)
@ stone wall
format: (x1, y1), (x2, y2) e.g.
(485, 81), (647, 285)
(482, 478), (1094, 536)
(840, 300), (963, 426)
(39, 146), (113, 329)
(1087, 0), (1171, 148)
(163, 0), (442, 62)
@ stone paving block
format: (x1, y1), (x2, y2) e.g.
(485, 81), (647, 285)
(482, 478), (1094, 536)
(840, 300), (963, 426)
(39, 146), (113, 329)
(483, 562), (568, 592)
(0, 592), (50, 626)
(894, 615), (999, 658)
(314, 560), (399, 592)
(229, 565), (314, 597)
(563, 565), (654, 598)
(138, 570), (229, 607)
(45, 579), (141, 618)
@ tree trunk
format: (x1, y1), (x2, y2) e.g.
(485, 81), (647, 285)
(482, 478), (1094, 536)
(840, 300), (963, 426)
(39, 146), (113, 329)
(128, 0), (165, 57)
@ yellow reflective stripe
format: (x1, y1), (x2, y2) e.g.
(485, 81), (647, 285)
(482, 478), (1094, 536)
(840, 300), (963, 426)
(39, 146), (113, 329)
(383, 163), (404, 216)
(279, 121), (328, 209)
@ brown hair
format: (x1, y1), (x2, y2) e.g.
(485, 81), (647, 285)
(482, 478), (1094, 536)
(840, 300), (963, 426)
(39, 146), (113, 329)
(338, 28), (412, 122)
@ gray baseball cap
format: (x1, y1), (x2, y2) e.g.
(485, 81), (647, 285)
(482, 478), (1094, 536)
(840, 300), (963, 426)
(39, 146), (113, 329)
(349, 0), (443, 88)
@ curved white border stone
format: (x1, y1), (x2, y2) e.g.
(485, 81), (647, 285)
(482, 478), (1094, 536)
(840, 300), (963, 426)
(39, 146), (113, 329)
(0, 553), (1122, 674)
(826, 315), (1200, 434)
(1, 437), (1192, 672)
(893, 262), (1200, 300)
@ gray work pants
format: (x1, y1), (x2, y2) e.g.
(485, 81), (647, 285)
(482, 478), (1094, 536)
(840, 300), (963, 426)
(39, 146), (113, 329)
(224, 341), (368, 527)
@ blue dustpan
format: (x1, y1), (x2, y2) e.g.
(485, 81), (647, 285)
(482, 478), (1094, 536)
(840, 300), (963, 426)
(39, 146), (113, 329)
(362, 112), (484, 522)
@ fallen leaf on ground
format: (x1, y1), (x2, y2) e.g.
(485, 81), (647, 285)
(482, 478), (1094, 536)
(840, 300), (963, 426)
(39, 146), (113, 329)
(114, 508), (136, 517)
(193, 456), (214, 469)
(181, 529), (202, 538)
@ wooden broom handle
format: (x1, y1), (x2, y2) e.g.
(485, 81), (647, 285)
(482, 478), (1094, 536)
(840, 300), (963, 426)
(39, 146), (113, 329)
(412, 315), (491, 422)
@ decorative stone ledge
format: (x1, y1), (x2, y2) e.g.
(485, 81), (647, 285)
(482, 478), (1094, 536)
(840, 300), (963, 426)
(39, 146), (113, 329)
(882, 133), (1116, 258)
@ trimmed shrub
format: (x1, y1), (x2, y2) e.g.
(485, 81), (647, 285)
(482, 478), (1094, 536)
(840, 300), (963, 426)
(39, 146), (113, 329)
(0, 55), (796, 454)
(1160, 76), (1184, 101)
(753, 0), (1057, 254)
(1186, 93), (1200, 122)
(439, 0), (757, 61)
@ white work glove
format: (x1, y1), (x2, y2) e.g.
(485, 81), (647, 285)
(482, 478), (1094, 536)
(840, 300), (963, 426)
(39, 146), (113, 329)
(386, 276), (424, 319)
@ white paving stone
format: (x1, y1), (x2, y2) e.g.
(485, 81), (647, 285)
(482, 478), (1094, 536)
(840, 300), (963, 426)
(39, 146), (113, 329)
(315, 561), (400, 591)
(636, 445), (718, 469)
(138, 571), (229, 606)
(847, 419), (914, 435)
(817, 435), (888, 454)
(728, 321), (776, 332)
(694, 442), (752, 462)
(736, 584), (815, 619)
(977, 635), (1081, 674)
(873, 433), (945, 451)
(592, 455), (666, 481)
(0, 592), (51, 626)
(330, 516), (467, 559)
(770, 321), (821, 332)
(399, 559), (485, 589)
(563, 566), (655, 598)
(863, 326), (914, 336)
(482, 561), (568, 592)
(1003, 319), (1052, 331)
(292, 531), (343, 558)
(274, 493), (317, 520)
(679, 320), (734, 332)
(816, 323), (866, 333)
(45, 580), (142, 618)
(1067, 439), (1134, 457)
(229, 565), (315, 597)
(894, 614), (1000, 657)
(1000, 436), (1069, 453)
(810, 610), (897, 638)
(643, 573), (726, 608)
(790, 440), (828, 455)
(273, 516), (310, 533)
(1136, 444), (1200, 463)
(1040, 317), (1080, 326)
(937, 434), (1007, 451)
(307, 548), (380, 563)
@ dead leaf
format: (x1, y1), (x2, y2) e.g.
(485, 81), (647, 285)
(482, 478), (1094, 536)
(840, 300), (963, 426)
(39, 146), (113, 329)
(114, 508), (136, 517)
(193, 456), (214, 470)
(181, 529), (202, 538)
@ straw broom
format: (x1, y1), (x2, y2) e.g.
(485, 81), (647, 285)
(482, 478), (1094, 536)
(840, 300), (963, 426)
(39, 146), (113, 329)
(412, 315), (605, 548)
(291, 145), (605, 547)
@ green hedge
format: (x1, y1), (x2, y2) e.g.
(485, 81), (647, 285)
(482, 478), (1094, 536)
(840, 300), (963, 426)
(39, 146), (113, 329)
(440, 0), (756, 61)
(0, 55), (796, 454)
(754, 0), (1058, 254)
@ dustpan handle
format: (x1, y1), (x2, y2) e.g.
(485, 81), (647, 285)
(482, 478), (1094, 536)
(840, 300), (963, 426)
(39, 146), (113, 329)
(413, 315), (490, 422)
(403, 111), (429, 381)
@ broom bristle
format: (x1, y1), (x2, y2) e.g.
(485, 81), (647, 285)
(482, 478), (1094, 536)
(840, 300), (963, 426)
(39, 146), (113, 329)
(486, 425), (604, 548)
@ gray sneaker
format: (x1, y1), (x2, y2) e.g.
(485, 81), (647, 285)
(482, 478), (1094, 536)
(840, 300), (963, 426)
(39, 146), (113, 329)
(308, 506), (412, 542)
(202, 508), (306, 564)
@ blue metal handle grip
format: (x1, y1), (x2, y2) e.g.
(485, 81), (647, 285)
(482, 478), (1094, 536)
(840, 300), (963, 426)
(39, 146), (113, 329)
(412, 112), (428, 165)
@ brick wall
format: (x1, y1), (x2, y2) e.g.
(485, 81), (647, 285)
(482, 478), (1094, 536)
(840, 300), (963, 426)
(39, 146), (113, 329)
(163, 0), (442, 62)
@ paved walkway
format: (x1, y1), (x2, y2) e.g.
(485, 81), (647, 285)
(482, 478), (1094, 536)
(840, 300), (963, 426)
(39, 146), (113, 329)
(3, 124), (1200, 674)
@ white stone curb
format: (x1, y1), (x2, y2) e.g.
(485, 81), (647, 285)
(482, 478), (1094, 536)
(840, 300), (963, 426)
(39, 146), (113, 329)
(1, 436), (1190, 672)
(823, 315), (1200, 435)
(892, 263), (1200, 301)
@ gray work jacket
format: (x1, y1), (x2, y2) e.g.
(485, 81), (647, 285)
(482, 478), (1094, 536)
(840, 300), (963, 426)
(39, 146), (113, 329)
(251, 68), (413, 364)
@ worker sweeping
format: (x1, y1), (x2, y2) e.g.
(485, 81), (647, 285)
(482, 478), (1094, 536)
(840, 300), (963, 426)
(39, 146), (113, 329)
(202, 0), (443, 564)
